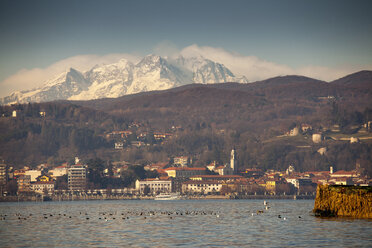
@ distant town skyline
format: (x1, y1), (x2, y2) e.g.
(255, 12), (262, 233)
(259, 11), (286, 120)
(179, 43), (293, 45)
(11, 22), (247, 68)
(1, 0), (372, 97)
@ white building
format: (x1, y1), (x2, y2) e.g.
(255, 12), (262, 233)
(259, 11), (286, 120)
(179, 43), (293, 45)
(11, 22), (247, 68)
(289, 127), (299, 136)
(50, 166), (67, 177)
(31, 181), (55, 195)
(182, 180), (222, 194)
(135, 178), (172, 194)
(115, 142), (124, 149)
(230, 148), (237, 174)
(68, 165), (87, 192)
(206, 149), (238, 175)
(173, 156), (189, 167)
(25, 170), (42, 182)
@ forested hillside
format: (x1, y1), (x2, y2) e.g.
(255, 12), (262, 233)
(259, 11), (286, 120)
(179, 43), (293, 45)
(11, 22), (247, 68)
(1, 71), (372, 176)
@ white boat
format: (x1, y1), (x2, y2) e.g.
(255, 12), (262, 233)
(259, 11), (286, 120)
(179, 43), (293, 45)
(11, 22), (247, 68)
(154, 193), (182, 200)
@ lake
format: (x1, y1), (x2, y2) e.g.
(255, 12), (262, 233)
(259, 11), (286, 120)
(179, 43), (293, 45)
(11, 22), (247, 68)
(0, 199), (371, 247)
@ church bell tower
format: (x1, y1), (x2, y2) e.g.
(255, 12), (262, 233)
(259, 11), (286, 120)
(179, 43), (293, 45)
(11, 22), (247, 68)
(230, 148), (237, 174)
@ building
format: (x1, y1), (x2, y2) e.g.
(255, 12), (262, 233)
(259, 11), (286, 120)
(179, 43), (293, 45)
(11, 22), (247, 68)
(31, 181), (55, 195)
(115, 142), (124, 149)
(208, 149), (238, 175)
(0, 162), (7, 195)
(144, 162), (167, 171)
(173, 156), (189, 167)
(289, 127), (299, 136)
(301, 123), (312, 133)
(189, 175), (243, 182)
(153, 132), (172, 140)
(164, 167), (206, 178)
(17, 175), (31, 193)
(285, 165), (295, 175)
(0, 162), (7, 186)
(182, 180), (222, 194)
(328, 177), (354, 185)
(50, 165), (67, 177)
(135, 178), (172, 194)
(25, 170), (42, 182)
(68, 165), (87, 192)
(241, 168), (264, 178)
(37, 175), (52, 182)
(312, 133), (323, 143)
(330, 170), (358, 178)
(230, 148), (237, 174)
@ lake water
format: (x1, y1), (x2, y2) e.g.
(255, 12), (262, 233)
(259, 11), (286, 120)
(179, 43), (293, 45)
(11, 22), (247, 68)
(0, 199), (371, 247)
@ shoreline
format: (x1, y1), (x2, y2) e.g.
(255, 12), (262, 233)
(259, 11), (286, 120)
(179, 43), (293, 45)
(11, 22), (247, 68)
(0, 194), (315, 202)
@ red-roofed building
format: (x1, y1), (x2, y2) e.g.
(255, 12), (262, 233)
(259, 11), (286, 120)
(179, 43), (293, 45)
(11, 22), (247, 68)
(330, 170), (358, 178)
(164, 167), (206, 178)
(241, 168), (264, 178)
(144, 163), (168, 171)
(328, 177), (354, 185)
(189, 175), (243, 182)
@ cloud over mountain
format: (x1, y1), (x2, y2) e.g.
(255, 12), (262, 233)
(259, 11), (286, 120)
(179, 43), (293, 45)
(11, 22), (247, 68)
(1, 44), (370, 99)
(179, 44), (367, 82)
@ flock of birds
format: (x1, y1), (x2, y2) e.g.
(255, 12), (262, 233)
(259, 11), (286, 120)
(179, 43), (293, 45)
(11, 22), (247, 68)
(0, 210), (222, 222)
(0, 201), (302, 222)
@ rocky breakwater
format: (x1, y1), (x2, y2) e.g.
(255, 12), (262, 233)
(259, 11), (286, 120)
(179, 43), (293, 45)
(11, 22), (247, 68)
(313, 185), (372, 218)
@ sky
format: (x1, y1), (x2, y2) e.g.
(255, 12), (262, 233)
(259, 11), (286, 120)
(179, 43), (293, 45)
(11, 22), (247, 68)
(1, 0), (372, 97)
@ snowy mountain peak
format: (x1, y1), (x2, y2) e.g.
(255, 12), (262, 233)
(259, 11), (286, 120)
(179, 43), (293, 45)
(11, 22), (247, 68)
(0, 55), (248, 105)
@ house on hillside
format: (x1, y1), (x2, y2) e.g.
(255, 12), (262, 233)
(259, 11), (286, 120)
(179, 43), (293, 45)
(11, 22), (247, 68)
(301, 123), (312, 133)
(173, 156), (190, 167)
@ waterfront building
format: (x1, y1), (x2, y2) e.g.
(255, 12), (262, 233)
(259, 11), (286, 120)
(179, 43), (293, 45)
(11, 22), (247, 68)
(68, 165), (87, 192)
(0, 162), (7, 195)
(135, 178), (172, 194)
(31, 181), (55, 195)
(182, 180), (222, 194)
(17, 175), (32, 193)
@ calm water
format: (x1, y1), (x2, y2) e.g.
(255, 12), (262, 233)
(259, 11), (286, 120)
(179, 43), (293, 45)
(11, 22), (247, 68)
(0, 199), (371, 247)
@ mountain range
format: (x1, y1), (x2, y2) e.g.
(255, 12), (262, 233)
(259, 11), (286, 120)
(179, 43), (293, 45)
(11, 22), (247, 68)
(1, 70), (371, 173)
(0, 55), (248, 105)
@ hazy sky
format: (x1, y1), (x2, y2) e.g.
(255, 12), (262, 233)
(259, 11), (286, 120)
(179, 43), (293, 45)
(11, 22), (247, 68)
(1, 0), (372, 96)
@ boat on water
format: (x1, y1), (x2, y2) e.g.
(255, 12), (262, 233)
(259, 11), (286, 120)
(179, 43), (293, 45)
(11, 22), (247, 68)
(154, 193), (182, 200)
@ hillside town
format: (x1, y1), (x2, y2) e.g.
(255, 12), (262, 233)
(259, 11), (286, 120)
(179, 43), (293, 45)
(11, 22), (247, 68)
(1, 148), (370, 201)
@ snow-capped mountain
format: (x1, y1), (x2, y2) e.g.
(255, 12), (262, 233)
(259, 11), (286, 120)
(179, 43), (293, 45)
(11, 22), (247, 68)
(0, 55), (248, 105)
